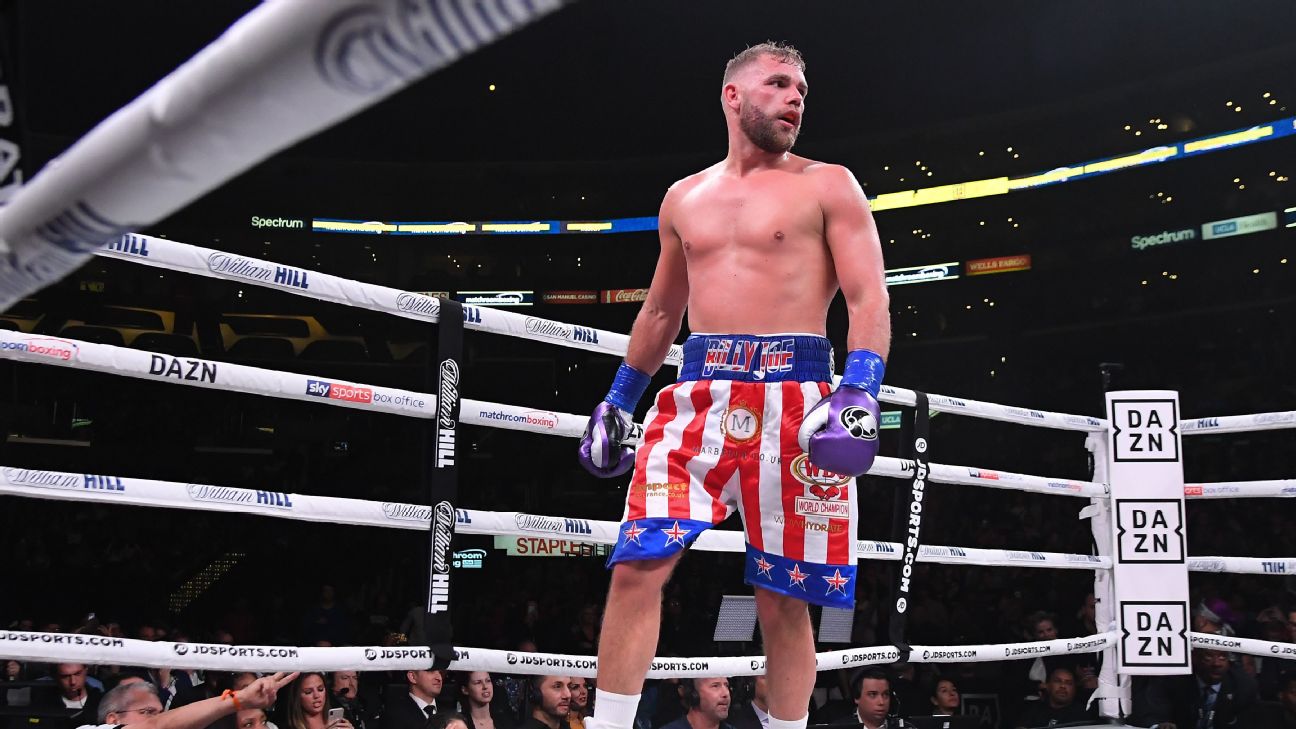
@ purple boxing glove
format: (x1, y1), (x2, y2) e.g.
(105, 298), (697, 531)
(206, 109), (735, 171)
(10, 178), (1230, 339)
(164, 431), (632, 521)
(578, 401), (637, 478)
(797, 350), (884, 478)
(579, 363), (649, 478)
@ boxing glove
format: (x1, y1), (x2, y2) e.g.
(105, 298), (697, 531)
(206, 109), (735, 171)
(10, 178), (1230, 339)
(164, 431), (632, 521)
(797, 349), (884, 477)
(578, 362), (649, 478)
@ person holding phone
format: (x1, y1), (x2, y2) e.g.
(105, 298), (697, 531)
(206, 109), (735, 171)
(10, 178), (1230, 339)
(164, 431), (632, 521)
(281, 674), (354, 729)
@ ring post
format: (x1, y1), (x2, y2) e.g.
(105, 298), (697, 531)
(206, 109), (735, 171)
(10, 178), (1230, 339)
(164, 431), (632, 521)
(1103, 391), (1191, 687)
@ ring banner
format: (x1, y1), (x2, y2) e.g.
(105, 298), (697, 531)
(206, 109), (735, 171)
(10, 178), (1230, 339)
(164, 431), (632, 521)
(425, 298), (463, 669)
(889, 391), (932, 659)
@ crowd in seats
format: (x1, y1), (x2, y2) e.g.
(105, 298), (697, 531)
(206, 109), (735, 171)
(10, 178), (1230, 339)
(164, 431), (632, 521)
(5, 572), (1296, 729)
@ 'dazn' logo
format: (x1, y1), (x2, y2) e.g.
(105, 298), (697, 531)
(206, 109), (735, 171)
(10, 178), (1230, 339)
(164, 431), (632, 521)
(721, 403), (761, 443)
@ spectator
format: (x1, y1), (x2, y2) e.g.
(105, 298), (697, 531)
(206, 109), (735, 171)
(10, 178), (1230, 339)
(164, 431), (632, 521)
(430, 713), (469, 729)
(658, 678), (732, 729)
(328, 672), (369, 729)
(884, 665), (920, 719)
(237, 708), (270, 729)
(1013, 668), (1091, 728)
(1134, 648), (1259, 729)
(380, 671), (444, 729)
(928, 678), (960, 717)
(231, 676), (277, 729)
(729, 676), (768, 729)
(566, 680), (589, 729)
(568, 607), (599, 656)
(171, 672), (229, 710)
(497, 641), (538, 724)
(3, 659), (31, 713)
(833, 670), (892, 729)
(1256, 611), (1295, 700)
(79, 672), (295, 729)
(1252, 673), (1296, 728)
(39, 663), (103, 729)
(301, 586), (349, 647)
(457, 672), (512, 729)
(519, 676), (569, 729)
(282, 673), (353, 729)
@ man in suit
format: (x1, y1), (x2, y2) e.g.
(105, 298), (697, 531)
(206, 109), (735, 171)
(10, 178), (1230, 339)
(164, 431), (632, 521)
(1135, 648), (1260, 728)
(381, 671), (445, 729)
(729, 676), (768, 729)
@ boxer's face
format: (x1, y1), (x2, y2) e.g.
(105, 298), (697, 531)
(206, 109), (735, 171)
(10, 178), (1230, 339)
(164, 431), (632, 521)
(734, 55), (806, 153)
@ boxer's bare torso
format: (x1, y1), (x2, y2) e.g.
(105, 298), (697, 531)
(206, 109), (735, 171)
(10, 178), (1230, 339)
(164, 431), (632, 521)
(667, 155), (840, 336)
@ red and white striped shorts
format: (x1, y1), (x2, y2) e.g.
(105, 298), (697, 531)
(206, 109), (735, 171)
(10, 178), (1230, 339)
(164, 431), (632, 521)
(608, 373), (859, 608)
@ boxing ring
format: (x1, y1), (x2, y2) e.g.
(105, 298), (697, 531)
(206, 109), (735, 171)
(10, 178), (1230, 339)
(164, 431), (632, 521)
(1, 0), (1295, 724)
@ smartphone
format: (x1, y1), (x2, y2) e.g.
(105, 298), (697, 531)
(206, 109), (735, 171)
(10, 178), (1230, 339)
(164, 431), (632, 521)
(328, 708), (345, 725)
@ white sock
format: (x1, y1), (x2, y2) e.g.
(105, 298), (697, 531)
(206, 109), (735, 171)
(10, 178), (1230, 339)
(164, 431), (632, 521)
(590, 689), (642, 729)
(767, 714), (808, 729)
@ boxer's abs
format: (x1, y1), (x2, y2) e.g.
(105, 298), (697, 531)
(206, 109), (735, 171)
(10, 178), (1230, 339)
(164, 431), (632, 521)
(682, 232), (838, 336)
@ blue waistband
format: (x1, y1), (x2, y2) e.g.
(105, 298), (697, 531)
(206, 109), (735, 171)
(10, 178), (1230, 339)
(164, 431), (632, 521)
(678, 334), (833, 383)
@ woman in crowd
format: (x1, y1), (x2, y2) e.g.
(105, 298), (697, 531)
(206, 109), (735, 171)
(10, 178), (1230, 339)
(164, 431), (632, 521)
(566, 679), (591, 729)
(930, 678), (961, 716)
(458, 671), (514, 729)
(281, 673), (353, 729)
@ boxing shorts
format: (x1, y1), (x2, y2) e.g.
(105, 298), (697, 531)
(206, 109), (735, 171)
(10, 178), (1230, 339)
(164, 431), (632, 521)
(607, 333), (858, 609)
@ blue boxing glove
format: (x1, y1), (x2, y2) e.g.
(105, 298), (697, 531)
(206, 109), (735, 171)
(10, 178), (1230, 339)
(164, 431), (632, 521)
(578, 363), (649, 478)
(797, 350), (884, 478)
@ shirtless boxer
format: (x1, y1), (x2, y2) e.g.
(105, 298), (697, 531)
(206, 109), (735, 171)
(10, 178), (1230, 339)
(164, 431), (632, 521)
(578, 42), (890, 729)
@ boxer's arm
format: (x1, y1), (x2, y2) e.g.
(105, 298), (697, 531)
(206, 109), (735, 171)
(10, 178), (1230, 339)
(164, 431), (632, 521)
(624, 185), (689, 375)
(820, 165), (890, 359)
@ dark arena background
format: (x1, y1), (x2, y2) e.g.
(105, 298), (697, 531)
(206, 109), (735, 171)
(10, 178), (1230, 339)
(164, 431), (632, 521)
(1, 2), (1295, 729)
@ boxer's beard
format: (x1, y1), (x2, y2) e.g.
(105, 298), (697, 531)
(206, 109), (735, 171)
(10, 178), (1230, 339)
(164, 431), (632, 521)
(740, 102), (798, 153)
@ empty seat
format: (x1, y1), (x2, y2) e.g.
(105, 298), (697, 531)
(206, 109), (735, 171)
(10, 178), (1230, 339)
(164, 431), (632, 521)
(227, 337), (295, 360)
(300, 340), (368, 362)
(132, 332), (200, 358)
(59, 325), (125, 346)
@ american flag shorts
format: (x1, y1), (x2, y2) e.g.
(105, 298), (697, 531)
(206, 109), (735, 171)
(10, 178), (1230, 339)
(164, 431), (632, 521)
(607, 334), (858, 609)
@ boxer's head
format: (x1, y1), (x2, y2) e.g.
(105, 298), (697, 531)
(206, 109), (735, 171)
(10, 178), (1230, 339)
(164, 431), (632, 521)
(721, 42), (806, 154)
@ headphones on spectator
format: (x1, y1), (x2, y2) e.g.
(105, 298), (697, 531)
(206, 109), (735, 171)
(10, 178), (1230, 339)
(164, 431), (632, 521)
(679, 679), (700, 708)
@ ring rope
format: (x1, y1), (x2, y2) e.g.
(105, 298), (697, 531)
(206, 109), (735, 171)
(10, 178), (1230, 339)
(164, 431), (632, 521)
(0, 0), (570, 311)
(1180, 411), (1296, 435)
(8, 467), (1291, 576)
(93, 232), (1105, 433)
(4, 629), (1290, 677)
(1185, 480), (1296, 498)
(0, 467), (1110, 571)
(0, 330), (1108, 498)
(98, 233), (679, 365)
(0, 628), (1119, 676)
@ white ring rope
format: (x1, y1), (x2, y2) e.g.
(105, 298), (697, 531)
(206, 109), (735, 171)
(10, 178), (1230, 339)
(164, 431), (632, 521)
(0, 0), (570, 311)
(0, 629), (1119, 676)
(94, 233), (1103, 432)
(0, 330), (1108, 498)
(4, 629), (1290, 677)
(0, 467), (1110, 572)
(1185, 480), (1296, 499)
(1181, 411), (1296, 435)
(97, 234), (680, 365)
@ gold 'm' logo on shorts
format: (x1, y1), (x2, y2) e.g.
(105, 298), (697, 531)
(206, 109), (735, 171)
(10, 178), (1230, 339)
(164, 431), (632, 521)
(722, 403), (761, 443)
